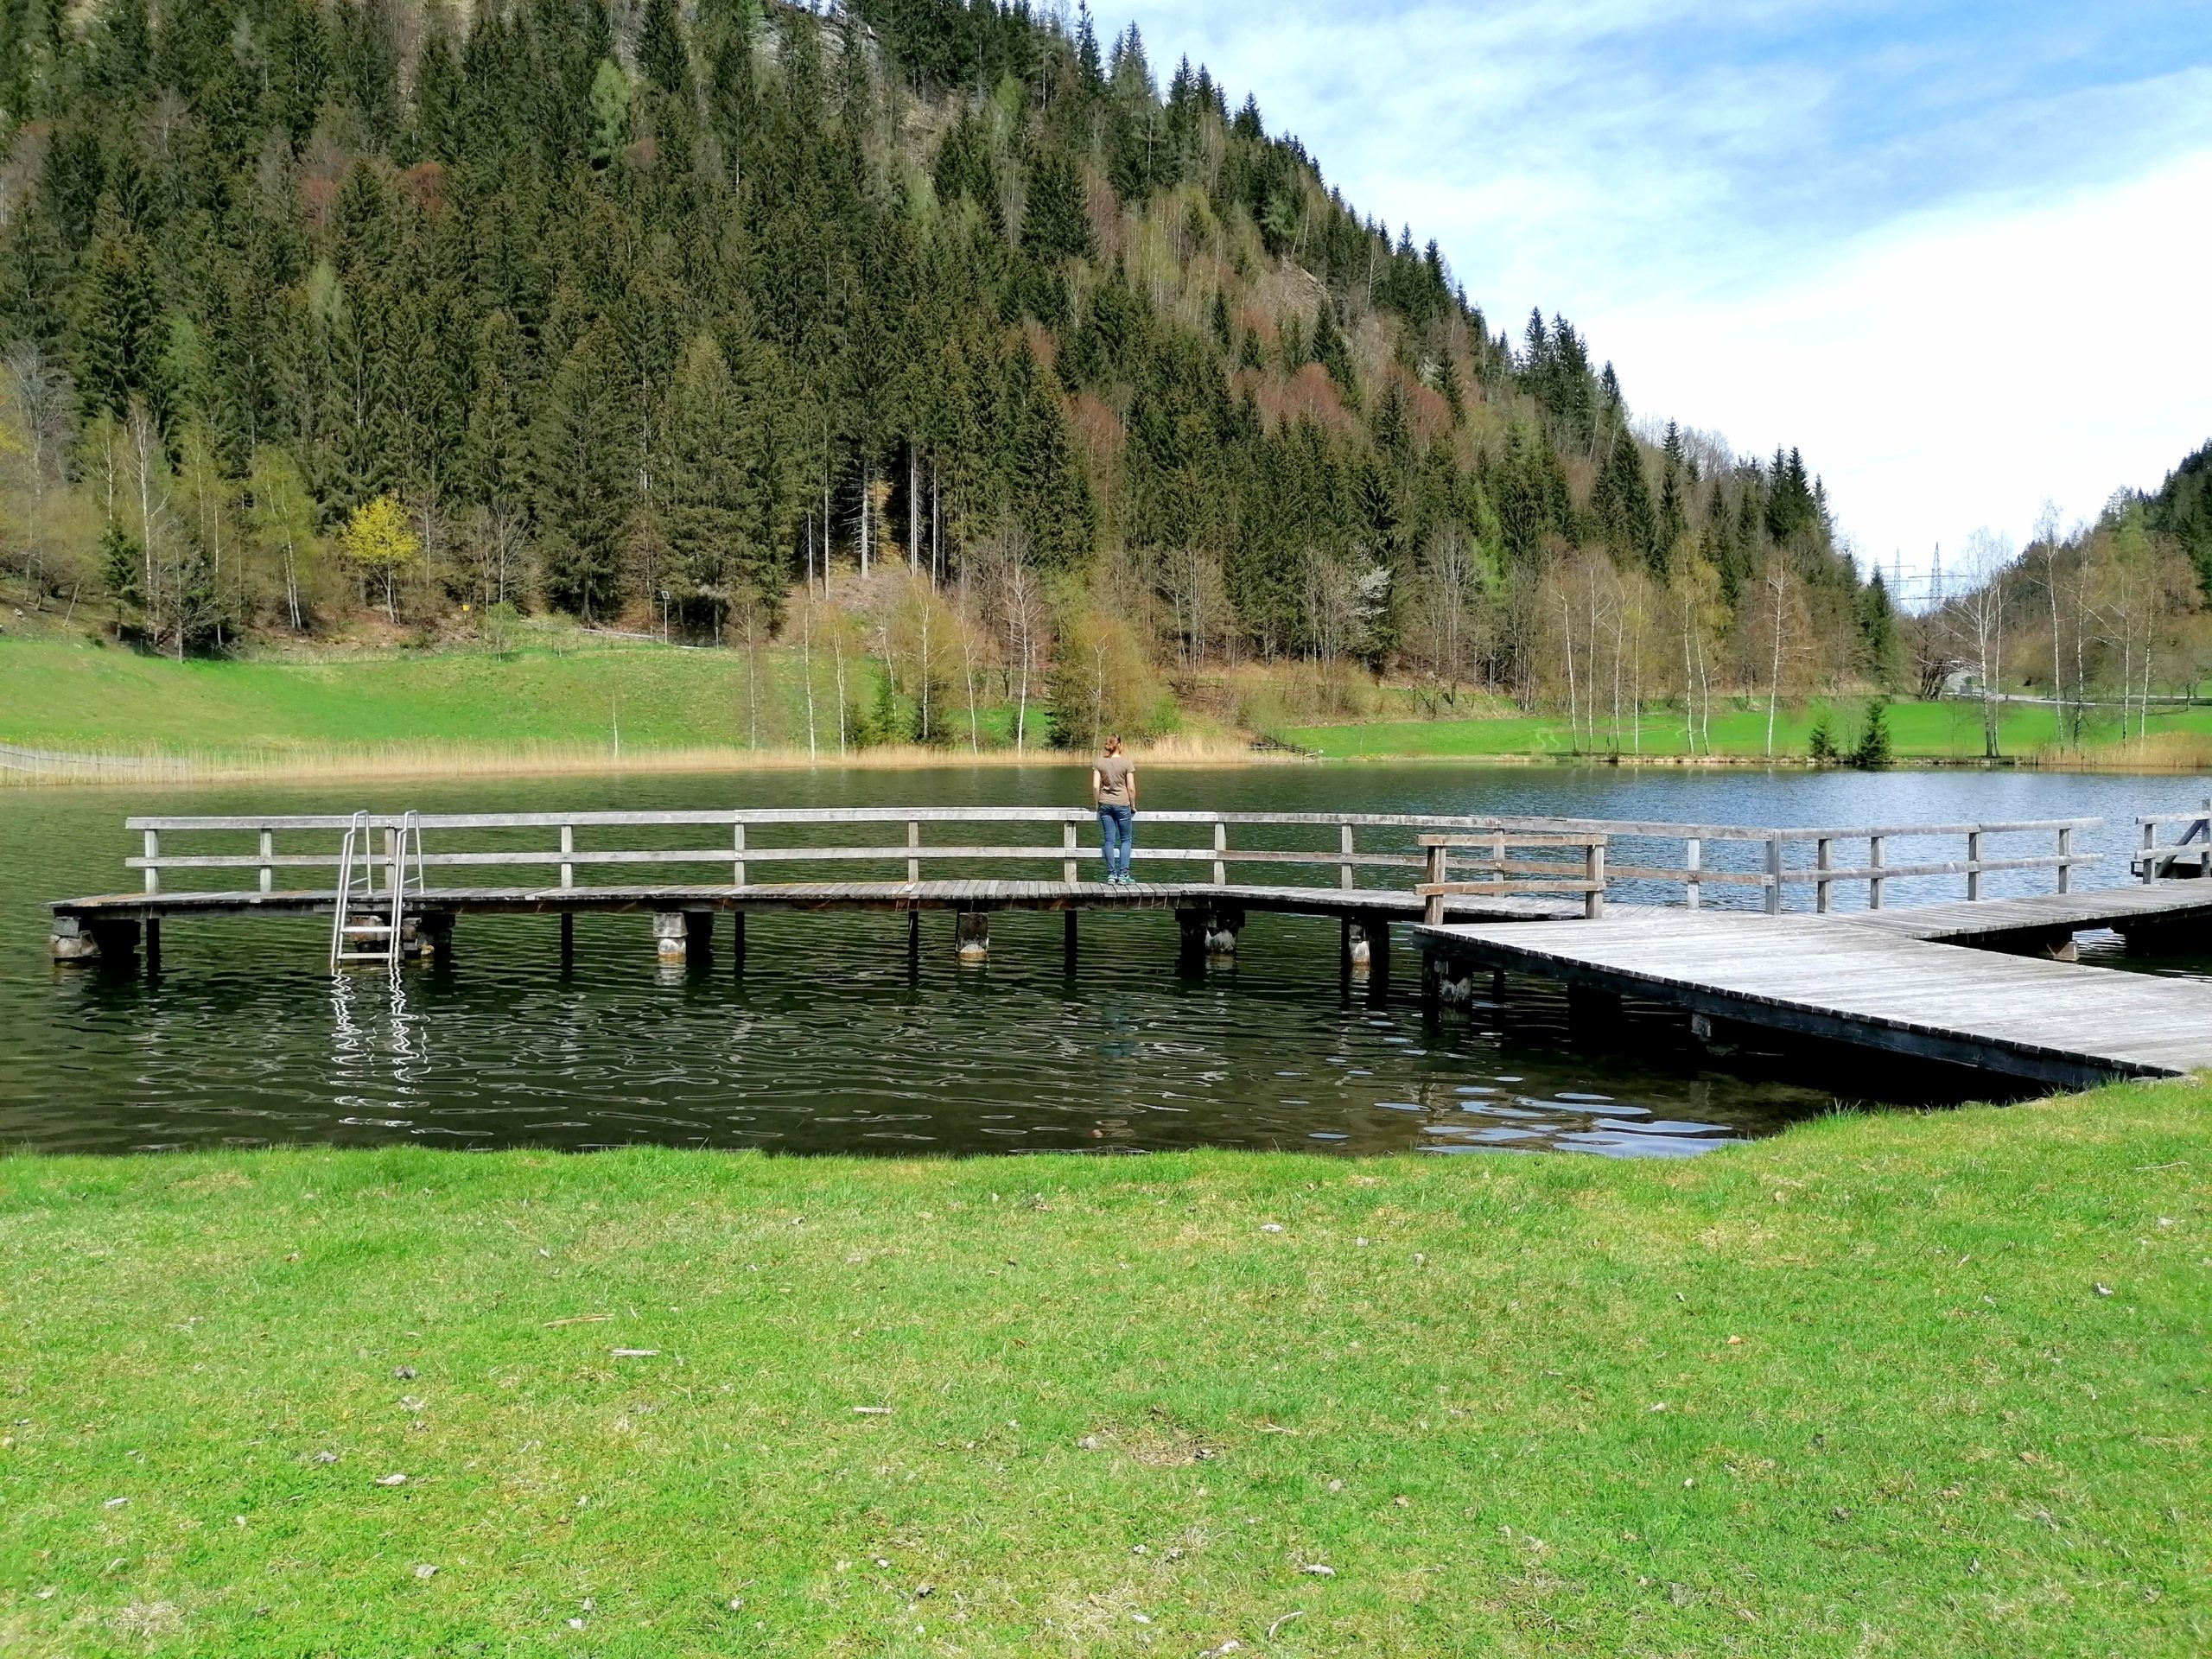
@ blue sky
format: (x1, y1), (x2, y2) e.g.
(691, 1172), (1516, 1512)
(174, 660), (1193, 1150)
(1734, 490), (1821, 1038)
(1113, 0), (2212, 592)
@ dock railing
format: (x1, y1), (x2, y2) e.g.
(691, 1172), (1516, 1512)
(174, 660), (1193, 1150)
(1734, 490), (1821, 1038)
(118, 809), (2101, 913)
(2133, 802), (2212, 882)
(1395, 816), (2099, 912)
(120, 808), (1602, 900)
(1417, 833), (1607, 925)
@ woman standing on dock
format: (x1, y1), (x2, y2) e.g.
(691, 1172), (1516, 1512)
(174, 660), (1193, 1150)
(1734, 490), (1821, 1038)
(1092, 736), (1137, 884)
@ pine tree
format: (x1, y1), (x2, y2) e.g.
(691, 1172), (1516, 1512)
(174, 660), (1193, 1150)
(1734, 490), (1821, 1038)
(535, 323), (631, 622)
(638, 0), (691, 98)
(73, 224), (164, 422)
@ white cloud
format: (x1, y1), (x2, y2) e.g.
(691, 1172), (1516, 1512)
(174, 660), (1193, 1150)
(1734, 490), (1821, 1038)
(1112, 1), (2212, 588)
(1594, 148), (2212, 582)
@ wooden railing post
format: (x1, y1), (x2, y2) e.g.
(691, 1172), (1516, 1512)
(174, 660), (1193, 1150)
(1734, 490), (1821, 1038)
(1423, 842), (1448, 925)
(1585, 840), (1605, 919)
(1684, 837), (1700, 910)
(2142, 817), (2158, 885)
(258, 829), (275, 894)
(143, 828), (160, 894)
(1868, 835), (1885, 909)
(1764, 836), (1784, 914)
(1966, 829), (1983, 900)
(560, 823), (575, 890)
(1213, 820), (1228, 887)
(907, 819), (921, 883)
(2056, 825), (2072, 894)
(1815, 837), (1832, 913)
(1062, 820), (1077, 885)
(733, 819), (747, 888)
(1338, 822), (1355, 890)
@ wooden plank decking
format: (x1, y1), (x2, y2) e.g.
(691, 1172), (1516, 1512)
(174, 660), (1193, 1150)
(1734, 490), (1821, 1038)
(1846, 879), (2212, 944)
(1418, 909), (2212, 1087)
(50, 880), (1584, 925)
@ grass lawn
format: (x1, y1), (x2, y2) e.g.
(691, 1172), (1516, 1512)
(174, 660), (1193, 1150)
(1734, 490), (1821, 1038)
(1, 1082), (2205, 1656)
(0, 636), (891, 758)
(1286, 699), (2212, 764)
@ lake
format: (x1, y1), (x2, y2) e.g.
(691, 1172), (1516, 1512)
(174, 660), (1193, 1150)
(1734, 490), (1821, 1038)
(5, 763), (2209, 1160)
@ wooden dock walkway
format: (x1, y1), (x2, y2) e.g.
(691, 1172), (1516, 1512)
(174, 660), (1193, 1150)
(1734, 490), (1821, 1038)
(1418, 909), (2212, 1087)
(50, 802), (2212, 1089)
(1847, 880), (2212, 952)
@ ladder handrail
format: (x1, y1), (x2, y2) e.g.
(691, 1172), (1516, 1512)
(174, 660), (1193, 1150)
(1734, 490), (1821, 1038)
(327, 810), (369, 974)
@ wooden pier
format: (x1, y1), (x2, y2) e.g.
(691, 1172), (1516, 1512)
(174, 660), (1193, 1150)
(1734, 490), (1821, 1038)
(48, 803), (2212, 1090)
(46, 808), (1600, 976)
(1417, 906), (2212, 1088)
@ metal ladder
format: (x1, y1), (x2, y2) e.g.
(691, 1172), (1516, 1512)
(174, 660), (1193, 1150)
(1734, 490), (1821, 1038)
(329, 811), (424, 976)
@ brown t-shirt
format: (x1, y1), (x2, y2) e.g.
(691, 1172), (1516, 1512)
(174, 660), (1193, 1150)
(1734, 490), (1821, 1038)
(1095, 753), (1134, 805)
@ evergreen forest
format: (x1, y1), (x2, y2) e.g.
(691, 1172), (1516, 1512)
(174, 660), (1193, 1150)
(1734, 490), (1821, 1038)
(0, 0), (2198, 753)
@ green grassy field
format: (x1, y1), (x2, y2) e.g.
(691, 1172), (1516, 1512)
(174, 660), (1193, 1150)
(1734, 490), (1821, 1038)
(2, 1080), (2204, 1656)
(0, 635), (891, 757)
(8, 631), (2210, 773)
(1284, 698), (2212, 764)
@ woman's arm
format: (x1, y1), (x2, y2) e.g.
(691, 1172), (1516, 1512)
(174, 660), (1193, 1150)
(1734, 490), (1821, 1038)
(1126, 766), (1137, 808)
(1090, 766), (1103, 806)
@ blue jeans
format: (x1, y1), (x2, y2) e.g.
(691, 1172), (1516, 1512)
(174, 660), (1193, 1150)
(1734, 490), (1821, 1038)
(1097, 805), (1134, 880)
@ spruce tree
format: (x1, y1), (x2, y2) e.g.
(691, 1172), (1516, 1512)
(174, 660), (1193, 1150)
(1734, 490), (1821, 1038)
(638, 0), (691, 99)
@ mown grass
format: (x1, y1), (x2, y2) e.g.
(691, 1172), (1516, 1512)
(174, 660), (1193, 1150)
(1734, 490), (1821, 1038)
(0, 636), (860, 756)
(1, 1081), (2206, 1656)
(1287, 698), (2212, 766)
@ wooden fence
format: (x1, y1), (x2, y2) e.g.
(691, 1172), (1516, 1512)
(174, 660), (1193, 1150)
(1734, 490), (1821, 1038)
(117, 808), (2101, 912)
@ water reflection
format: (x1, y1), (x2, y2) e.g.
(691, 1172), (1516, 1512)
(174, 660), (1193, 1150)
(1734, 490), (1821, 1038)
(7, 764), (2209, 1159)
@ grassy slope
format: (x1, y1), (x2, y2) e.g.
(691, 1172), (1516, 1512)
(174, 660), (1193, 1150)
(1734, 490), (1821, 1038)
(1286, 698), (2212, 762)
(1, 1083), (2205, 1656)
(0, 637), (868, 755)
(4, 634), (2209, 767)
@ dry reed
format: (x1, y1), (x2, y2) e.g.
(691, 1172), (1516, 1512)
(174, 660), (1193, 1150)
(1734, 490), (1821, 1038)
(0, 732), (1293, 788)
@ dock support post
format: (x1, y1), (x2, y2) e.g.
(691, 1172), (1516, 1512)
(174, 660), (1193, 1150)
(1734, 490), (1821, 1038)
(907, 911), (921, 967)
(1367, 922), (1391, 1003)
(731, 912), (747, 971)
(1341, 918), (1375, 970)
(142, 918), (161, 969)
(414, 912), (454, 959)
(1064, 910), (1077, 967)
(52, 916), (141, 965)
(1176, 906), (1242, 957)
(957, 910), (990, 963)
(1424, 951), (1473, 1010)
(655, 911), (711, 963)
(560, 912), (575, 964)
(49, 915), (97, 963)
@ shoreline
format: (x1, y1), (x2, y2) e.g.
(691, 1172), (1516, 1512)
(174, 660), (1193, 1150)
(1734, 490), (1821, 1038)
(6, 735), (2208, 787)
(0, 734), (1299, 788)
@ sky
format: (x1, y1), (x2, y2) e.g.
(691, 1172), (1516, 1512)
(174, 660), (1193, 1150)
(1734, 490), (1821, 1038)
(1112, 0), (2212, 601)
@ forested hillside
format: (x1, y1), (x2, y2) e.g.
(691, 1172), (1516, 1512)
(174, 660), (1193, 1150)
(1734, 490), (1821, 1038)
(0, 0), (1886, 747)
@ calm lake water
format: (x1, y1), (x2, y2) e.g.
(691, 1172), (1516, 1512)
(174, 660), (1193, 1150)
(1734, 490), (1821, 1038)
(5, 764), (2209, 1160)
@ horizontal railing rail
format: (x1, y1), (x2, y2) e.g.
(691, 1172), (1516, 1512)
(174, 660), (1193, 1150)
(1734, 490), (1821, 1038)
(2134, 802), (2212, 882)
(111, 809), (2106, 912)
(1417, 832), (1607, 924)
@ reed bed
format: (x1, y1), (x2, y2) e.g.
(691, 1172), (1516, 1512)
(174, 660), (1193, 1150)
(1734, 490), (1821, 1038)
(0, 732), (1287, 787)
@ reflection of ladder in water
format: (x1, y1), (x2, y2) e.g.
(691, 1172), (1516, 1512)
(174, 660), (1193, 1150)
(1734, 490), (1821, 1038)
(328, 811), (424, 976)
